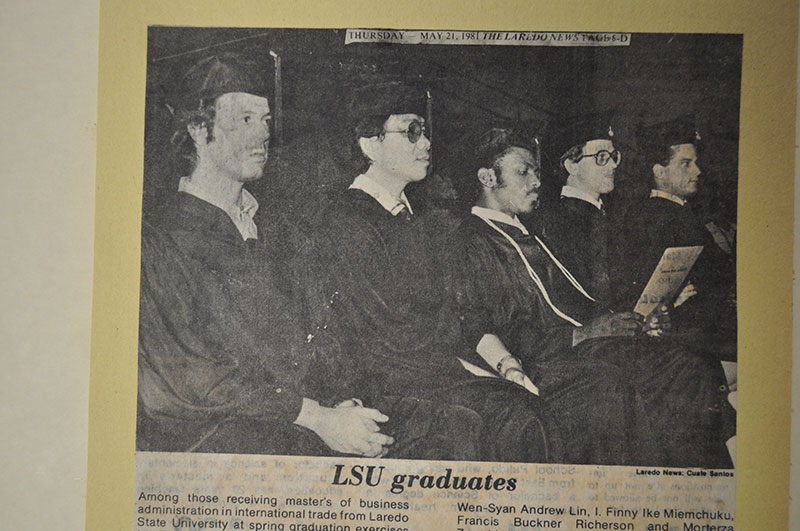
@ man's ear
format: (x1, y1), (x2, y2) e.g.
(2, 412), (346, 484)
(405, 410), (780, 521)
(477, 167), (498, 188)
(358, 136), (380, 163)
(652, 163), (665, 184)
(187, 122), (209, 147)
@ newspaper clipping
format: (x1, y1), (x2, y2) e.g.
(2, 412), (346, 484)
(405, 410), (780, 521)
(135, 27), (739, 530)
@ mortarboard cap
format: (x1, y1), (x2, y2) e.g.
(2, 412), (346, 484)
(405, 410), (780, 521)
(550, 111), (616, 161)
(171, 53), (271, 112)
(473, 127), (539, 169)
(641, 116), (701, 151)
(348, 81), (427, 122)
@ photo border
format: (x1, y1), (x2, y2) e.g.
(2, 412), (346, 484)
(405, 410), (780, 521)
(87, 1), (797, 528)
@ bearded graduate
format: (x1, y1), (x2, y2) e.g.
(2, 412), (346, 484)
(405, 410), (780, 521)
(295, 83), (564, 462)
(448, 127), (736, 468)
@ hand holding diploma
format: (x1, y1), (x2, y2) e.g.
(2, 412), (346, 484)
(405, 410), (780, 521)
(642, 304), (672, 337)
(633, 246), (703, 316)
(673, 282), (697, 308)
(573, 312), (643, 345)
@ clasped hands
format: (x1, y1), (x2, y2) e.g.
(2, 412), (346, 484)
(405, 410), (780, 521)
(574, 305), (672, 344)
(573, 282), (701, 343)
(294, 398), (394, 458)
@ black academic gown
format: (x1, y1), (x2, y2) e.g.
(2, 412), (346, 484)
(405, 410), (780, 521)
(450, 214), (736, 468)
(617, 196), (737, 356)
(538, 195), (612, 305)
(137, 192), (331, 455)
(296, 189), (564, 463)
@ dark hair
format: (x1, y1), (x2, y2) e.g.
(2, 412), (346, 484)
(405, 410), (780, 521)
(168, 53), (272, 174)
(170, 99), (217, 173)
(352, 114), (391, 173)
(475, 128), (535, 171)
(643, 141), (701, 186)
(643, 144), (678, 171)
(556, 142), (586, 184)
(467, 127), (538, 203)
(638, 117), (702, 179)
(348, 82), (427, 174)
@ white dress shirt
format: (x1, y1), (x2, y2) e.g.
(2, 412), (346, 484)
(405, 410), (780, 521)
(349, 174), (414, 216)
(649, 188), (687, 206)
(560, 185), (604, 210)
(470, 205), (529, 235)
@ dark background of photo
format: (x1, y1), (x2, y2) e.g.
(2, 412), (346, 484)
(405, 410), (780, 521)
(143, 28), (742, 235)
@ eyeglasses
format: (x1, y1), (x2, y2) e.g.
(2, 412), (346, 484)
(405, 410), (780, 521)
(383, 120), (428, 143)
(575, 149), (621, 166)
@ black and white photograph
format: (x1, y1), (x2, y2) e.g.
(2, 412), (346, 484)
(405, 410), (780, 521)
(136, 27), (740, 468)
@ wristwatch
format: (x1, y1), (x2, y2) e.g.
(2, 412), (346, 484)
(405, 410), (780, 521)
(497, 354), (522, 377)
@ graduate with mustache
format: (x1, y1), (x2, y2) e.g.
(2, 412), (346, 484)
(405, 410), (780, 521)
(449, 127), (735, 467)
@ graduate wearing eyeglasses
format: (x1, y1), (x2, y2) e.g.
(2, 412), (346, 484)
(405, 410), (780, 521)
(294, 83), (565, 463)
(448, 126), (735, 468)
(537, 113), (621, 307)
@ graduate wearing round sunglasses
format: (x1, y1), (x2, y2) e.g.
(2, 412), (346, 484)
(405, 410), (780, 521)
(294, 82), (563, 463)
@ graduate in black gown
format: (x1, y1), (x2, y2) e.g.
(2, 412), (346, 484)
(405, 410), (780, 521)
(296, 84), (564, 463)
(449, 127), (736, 468)
(137, 54), (396, 457)
(536, 113), (620, 306)
(616, 118), (737, 357)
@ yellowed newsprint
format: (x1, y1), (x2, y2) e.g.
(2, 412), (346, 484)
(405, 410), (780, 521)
(87, 2), (796, 531)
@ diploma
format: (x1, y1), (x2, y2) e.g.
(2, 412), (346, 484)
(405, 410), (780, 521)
(633, 246), (703, 316)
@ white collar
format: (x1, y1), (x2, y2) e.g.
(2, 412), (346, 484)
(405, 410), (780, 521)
(649, 189), (687, 206)
(349, 174), (414, 216)
(560, 185), (604, 210)
(178, 176), (259, 240)
(470, 206), (529, 235)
